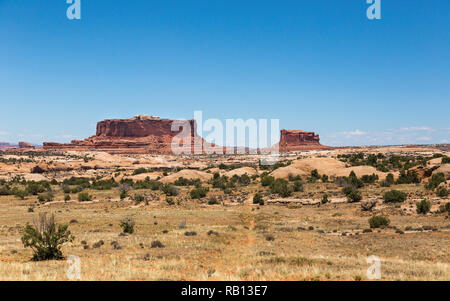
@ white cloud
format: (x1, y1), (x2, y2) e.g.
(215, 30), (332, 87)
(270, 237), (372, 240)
(0, 131), (9, 136)
(416, 136), (432, 141)
(323, 126), (447, 147)
(345, 129), (367, 136)
(399, 126), (433, 131)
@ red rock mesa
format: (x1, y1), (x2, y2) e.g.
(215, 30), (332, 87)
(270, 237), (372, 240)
(44, 116), (331, 154)
(278, 129), (331, 152)
(18, 142), (35, 149)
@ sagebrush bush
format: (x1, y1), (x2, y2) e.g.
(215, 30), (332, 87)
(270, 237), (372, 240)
(426, 173), (445, 190)
(120, 217), (135, 234)
(383, 190), (407, 203)
(369, 215), (390, 229)
(21, 213), (74, 261)
(440, 203), (450, 214)
(78, 192), (92, 202)
(261, 175), (275, 187)
(292, 180), (303, 192)
(253, 193), (264, 205)
(208, 196), (220, 205)
(347, 190), (362, 203)
(134, 194), (147, 204)
(437, 187), (449, 198)
(151, 240), (165, 248)
(416, 199), (431, 214)
(161, 184), (179, 196)
(190, 186), (209, 199)
(270, 178), (293, 197)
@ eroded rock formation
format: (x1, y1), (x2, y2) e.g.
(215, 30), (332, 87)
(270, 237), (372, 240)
(44, 116), (331, 154)
(0, 142), (12, 149)
(18, 142), (35, 149)
(278, 129), (331, 151)
(44, 115), (213, 154)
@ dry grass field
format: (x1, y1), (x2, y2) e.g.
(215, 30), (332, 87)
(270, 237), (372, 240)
(0, 148), (449, 281)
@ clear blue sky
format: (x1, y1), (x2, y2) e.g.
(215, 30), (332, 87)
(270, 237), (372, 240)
(1, 0), (449, 146)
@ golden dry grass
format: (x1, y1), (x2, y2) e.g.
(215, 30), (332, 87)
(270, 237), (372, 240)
(0, 190), (448, 281)
(0, 150), (449, 281)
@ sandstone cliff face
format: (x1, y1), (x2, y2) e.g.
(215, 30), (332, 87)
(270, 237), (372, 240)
(96, 117), (195, 138)
(278, 129), (330, 151)
(44, 115), (203, 154)
(43, 116), (331, 154)
(18, 142), (35, 149)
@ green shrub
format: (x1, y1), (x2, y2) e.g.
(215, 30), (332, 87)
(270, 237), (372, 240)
(62, 185), (71, 194)
(361, 174), (379, 184)
(207, 196), (220, 205)
(383, 190), (407, 203)
(166, 198), (175, 206)
(396, 170), (420, 184)
(369, 215), (390, 229)
(311, 169), (320, 180)
(239, 174), (251, 186)
(261, 175), (275, 187)
(211, 175), (234, 191)
(386, 173), (395, 185)
(64, 194), (71, 202)
(416, 199), (431, 214)
(437, 187), (449, 198)
(91, 179), (118, 190)
(347, 171), (364, 188)
(38, 192), (54, 203)
(63, 177), (91, 187)
(26, 182), (46, 195)
(440, 203), (450, 214)
(292, 180), (303, 192)
(426, 173), (446, 190)
(78, 192), (92, 202)
(132, 168), (148, 175)
(161, 184), (179, 196)
(134, 194), (147, 204)
(288, 174), (302, 182)
(120, 217), (135, 234)
(21, 213), (74, 261)
(270, 178), (293, 198)
(347, 190), (362, 203)
(441, 156), (450, 164)
(13, 188), (28, 200)
(0, 185), (11, 195)
(118, 183), (131, 199)
(253, 193), (264, 205)
(190, 186), (209, 199)
(71, 186), (83, 194)
(321, 194), (329, 204)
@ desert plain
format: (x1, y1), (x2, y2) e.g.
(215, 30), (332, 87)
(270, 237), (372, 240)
(0, 145), (449, 281)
